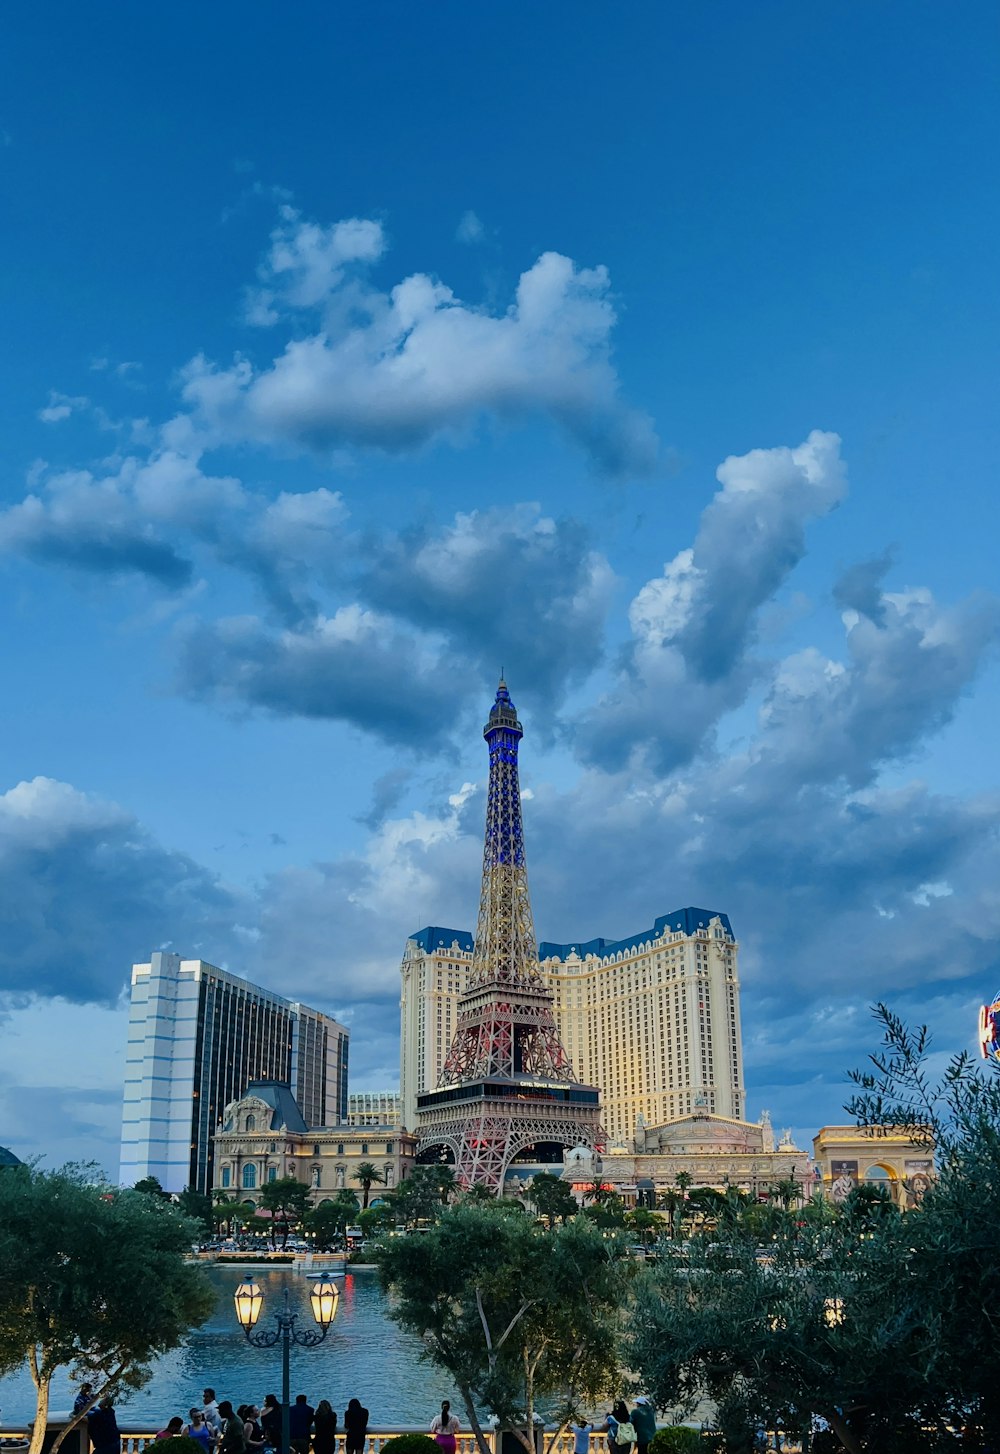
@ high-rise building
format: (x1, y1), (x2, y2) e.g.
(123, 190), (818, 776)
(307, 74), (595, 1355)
(415, 680), (603, 1191)
(348, 1090), (401, 1126)
(401, 907), (744, 1146)
(120, 951), (349, 1194)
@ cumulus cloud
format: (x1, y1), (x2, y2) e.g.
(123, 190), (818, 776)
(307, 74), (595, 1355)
(579, 430), (847, 771)
(755, 585), (1000, 787)
(174, 607), (465, 749)
(359, 503), (615, 706)
(0, 777), (245, 1003)
(184, 215), (658, 474)
(0, 447), (348, 613)
(246, 206), (386, 324)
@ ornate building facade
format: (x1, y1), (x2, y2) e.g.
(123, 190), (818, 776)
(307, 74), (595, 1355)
(415, 680), (603, 1191)
(401, 907), (744, 1145)
(812, 1124), (935, 1208)
(212, 1081), (415, 1204)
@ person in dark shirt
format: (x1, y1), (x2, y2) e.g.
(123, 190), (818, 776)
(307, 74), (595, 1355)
(312, 1401), (338, 1454)
(288, 1394), (315, 1454)
(88, 1398), (122, 1454)
(261, 1395), (282, 1448)
(343, 1399), (369, 1454)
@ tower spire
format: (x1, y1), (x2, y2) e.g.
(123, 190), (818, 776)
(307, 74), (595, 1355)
(415, 680), (604, 1192)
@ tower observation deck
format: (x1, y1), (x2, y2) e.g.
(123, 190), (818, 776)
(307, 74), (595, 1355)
(415, 680), (604, 1192)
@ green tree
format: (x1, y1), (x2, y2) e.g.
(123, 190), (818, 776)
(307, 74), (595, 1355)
(766, 1177), (803, 1211)
(132, 1175), (170, 1199)
(258, 1175), (311, 1248)
(527, 1172), (578, 1225)
(624, 1207), (660, 1246)
(846, 1003), (1000, 1446)
(376, 1204), (628, 1454)
(358, 1202), (396, 1237)
(353, 1161), (385, 1210)
(674, 1171), (693, 1193)
(389, 1166), (455, 1226)
(306, 1194), (360, 1249)
(0, 1164), (214, 1454)
(178, 1188), (214, 1236)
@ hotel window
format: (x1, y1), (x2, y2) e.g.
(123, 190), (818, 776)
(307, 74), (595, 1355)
(242, 1163), (257, 1190)
(267, 1166), (277, 1183)
(222, 1165), (231, 1188)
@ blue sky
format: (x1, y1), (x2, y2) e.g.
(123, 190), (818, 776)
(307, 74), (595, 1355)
(1, 3), (998, 1173)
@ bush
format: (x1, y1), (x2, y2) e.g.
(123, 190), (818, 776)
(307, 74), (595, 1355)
(148, 1439), (206, 1454)
(648, 1430), (704, 1454)
(379, 1437), (440, 1454)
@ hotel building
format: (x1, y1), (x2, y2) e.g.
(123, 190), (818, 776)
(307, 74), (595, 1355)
(400, 906), (745, 1145)
(348, 1091), (401, 1126)
(120, 950), (349, 1194)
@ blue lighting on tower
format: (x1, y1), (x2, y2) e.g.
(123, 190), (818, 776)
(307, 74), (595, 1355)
(483, 679), (525, 868)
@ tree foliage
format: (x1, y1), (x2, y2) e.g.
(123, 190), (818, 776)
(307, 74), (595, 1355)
(376, 1204), (629, 1454)
(258, 1175), (311, 1247)
(306, 1194), (360, 1248)
(352, 1161), (384, 1210)
(628, 1006), (1000, 1453)
(0, 1164), (214, 1454)
(526, 1173), (577, 1225)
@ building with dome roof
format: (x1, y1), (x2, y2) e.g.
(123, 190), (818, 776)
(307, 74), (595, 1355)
(559, 1106), (811, 1204)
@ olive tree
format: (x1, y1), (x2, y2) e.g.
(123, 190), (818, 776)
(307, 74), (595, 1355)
(376, 1203), (629, 1454)
(0, 1163), (214, 1454)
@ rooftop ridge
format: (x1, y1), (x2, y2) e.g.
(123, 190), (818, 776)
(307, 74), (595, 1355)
(407, 907), (735, 962)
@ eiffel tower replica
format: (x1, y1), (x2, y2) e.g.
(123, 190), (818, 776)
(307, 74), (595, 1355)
(416, 679), (604, 1193)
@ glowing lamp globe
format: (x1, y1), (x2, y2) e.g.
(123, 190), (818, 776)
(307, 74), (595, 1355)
(309, 1278), (339, 1330)
(234, 1280), (263, 1330)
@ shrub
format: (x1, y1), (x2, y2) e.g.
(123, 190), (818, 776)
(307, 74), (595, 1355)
(379, 1437), (441, 1454)
(648, 1429), (704, 1454)
(148, 1439), (206, 1454)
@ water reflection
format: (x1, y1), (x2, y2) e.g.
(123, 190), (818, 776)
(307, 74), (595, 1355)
(0, 1267), (454, 1427)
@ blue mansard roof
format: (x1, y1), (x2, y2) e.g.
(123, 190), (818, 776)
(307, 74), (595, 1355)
(408, 926), (476, 955)
(538, 907), (734, 962)
(407, 908), (733, 963)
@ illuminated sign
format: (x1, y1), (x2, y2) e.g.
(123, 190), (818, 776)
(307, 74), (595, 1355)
(978, 995), (1000, 1061)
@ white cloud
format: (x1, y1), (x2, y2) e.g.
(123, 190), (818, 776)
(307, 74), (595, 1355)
(184, 212), (658, 474)
(456, 209), (485, 244)
(38, 391), (89, 423)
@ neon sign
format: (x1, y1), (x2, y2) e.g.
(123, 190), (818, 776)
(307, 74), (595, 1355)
(978, 995), (1000, 1060)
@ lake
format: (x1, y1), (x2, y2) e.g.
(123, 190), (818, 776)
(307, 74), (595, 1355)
(0, 1265), (455, 1429)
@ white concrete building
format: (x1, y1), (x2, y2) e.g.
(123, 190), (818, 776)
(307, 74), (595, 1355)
(400, 907), (745, 1145)
(120, 951), (349, 1194)
(348, 1090), (401, 1126)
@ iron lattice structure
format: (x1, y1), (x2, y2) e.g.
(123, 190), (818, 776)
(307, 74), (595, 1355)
(416, 680), (604, 1193)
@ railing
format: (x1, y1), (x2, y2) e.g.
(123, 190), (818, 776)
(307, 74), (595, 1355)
(0, 1428), (619, 1454)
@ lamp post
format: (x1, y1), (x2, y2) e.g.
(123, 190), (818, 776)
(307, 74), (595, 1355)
(234, 1279), (339, 1454)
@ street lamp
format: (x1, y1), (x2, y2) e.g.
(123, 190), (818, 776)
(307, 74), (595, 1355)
(234, 1279), (339, 1454)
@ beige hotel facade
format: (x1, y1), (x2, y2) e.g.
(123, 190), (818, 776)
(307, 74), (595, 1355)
(400, 906), (745, 1146)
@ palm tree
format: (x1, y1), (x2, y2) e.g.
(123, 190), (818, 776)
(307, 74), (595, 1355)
(767, 1177), (802, 1211)
(353, 1161), (385, 1210)
(674, 1170), (693, 1194)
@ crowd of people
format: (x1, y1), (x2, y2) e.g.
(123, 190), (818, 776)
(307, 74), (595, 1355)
(72, 1386), (373, 1454)
(72, 1384), (662, 1454)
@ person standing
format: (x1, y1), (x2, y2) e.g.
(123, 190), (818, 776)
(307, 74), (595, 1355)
(243, 1405), (266, 1453)
(571, 1418), (593, 1454)
(343, 1398), (369, 1454)
(261, 1395), (282, 1448)
(74, 1384), (95, 1416)
(88, 1398), (122, 1454)
(313, 1400), (338, 1454)
(604, 1402), (636, 1454)
(430, 1400), (460, 1454)
(289, 1394), (315, 1454)
(630, 1397), (656, 1454)
(218, 1401), (248, 1454)
(187, 1410), (213, 1452)
(204, 1391), (223, 1437)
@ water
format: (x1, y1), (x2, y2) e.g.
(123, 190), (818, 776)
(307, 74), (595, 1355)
(0, 1266), (455, 1429)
